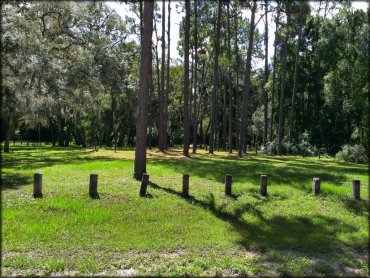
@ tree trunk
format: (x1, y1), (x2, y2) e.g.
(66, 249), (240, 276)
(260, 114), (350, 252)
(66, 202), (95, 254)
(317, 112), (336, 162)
(134, 1), (154, 180)
(192, 0), (198, 154)
(165, 0), (171, 150)
(158, 0), (166, 151)
(4, 115), (14, 153)
(269, 1), (281, 142)
(263, 0), (269, 146)
(183, 0), (190, 157)
(222, 75), (227, 150)
(238, 0), (257, 157)
(288, 13), (303, 143)
(277, 11), (290, 156)
(227, 1), (233, 153)
(209, 1), (222, 154)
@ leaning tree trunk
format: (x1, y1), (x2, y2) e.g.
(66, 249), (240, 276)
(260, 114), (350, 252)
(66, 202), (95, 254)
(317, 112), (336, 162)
(238, 0), (257, 157)
(277, 11), (290, 156)
(288, 13), (303, 143)
(158, 0), (166, 151)
(209, 1), (222, 154)
(269, 1), (281, 142)
(182, 0), (190, 157)
(134, 1), (154, 180)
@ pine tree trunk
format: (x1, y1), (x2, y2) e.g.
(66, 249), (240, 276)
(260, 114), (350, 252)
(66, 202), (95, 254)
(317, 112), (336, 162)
(134, 1), (154, 180)
(222, 76), (227, 150)
(158, 0), (166, 151)
(238, 0), (257, 157)
(209, 1), (222, 154)
(288, 14), (303, 143)
(192, 0), (198, 154)
(269, 1), (281, 142)
(227, 2), (233, 153)
(183, 0), (190, 156)
(277, 12), (290, 156)
(4, 115), (14, 153)
(263, 0), (269, 146)
(165, 0), (171, 150)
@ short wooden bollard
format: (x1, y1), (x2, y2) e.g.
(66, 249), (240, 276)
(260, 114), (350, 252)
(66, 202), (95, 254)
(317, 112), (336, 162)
(33, 173), (43, 198)
(139, 173), (149, 197)
(260, 175), (267, 196)
(89, 174), (99, 199)
(225, 174), (232, 196)
(182, 174), (189, 197)
(352, 180), (361, 200)
(312, 177), (321, 195)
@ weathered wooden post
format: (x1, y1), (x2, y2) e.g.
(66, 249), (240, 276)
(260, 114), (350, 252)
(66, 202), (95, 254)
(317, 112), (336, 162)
(33, 173), (43, 198)
(260, 174), (267, 196)
(139, 173), (149, 197)
(89, 174), (99, 199)
(225, 174), (232, 196)
(182, 174), (189, 197)
(312, 177), (321, 195)
(352, 180), (360, 200)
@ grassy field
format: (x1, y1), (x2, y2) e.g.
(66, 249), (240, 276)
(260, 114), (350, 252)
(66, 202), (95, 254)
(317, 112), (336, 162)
(2, 144), (369, 276)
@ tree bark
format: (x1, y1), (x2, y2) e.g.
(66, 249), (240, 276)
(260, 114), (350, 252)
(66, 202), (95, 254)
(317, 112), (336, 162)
(209, 1), (222, 154)
(4, 115), (14, 153)
(134, 1), (154, 180)
(238, 0), (257, 157)
(192, 0), (198, 154)
(288, 13), (303, 143)
(263, 0), (269, 146)
(183, 0), (190, 157)
(277, 11), (290, 156)
(227, 1), (233, 153)
(222, 74), (227, 150)
(165, 0), (171, 150)
(269, 1), (281, 142)
(158, 0), (166, 151)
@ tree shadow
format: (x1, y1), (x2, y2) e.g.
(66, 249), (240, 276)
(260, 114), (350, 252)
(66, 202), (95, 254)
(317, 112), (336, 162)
(149, 155), (354, 196)
(1, 172), (32, 190)
(148, 181), (359, 256)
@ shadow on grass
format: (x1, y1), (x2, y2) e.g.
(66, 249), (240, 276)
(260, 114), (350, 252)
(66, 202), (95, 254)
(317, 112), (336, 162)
(148, 181), (360, 256)
(1, 172), (32, 190)
(149, 155), (354, 196)
(3, 147), (117, 172)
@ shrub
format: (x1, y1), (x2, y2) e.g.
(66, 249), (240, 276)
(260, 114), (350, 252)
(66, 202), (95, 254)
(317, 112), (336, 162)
(335, 144), (368, 164)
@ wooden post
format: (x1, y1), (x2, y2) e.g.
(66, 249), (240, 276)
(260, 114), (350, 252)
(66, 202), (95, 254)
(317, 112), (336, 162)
(312, 177), (320, 195)
(260, 174), (267, 196)
(225, 174), (232, 196)
(182, 174), (189, 197)
(139, 173), (149, 197)
(352, 180), (360, 200)
(89, 174), (99, 199)
(33, 173), (43, 198)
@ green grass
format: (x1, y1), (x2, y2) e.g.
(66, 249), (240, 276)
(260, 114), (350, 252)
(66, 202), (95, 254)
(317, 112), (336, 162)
(2, 144), (369, 276)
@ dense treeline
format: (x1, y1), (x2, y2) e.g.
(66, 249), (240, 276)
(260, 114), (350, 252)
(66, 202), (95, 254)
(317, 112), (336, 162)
(2, 1), (368, 168)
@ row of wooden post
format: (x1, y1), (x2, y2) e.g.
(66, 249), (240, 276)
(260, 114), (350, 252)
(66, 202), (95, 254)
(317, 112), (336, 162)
(32, 172), (362, 200)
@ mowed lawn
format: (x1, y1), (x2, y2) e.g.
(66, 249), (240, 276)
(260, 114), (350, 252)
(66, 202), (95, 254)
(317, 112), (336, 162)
(2, 145), (369, 276)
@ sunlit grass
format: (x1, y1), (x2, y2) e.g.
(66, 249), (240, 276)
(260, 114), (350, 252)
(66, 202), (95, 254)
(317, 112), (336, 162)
(2, 144), (368, 276)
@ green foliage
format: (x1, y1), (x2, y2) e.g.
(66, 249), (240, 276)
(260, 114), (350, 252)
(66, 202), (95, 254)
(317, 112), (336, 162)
(335, 144), (368, 164)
